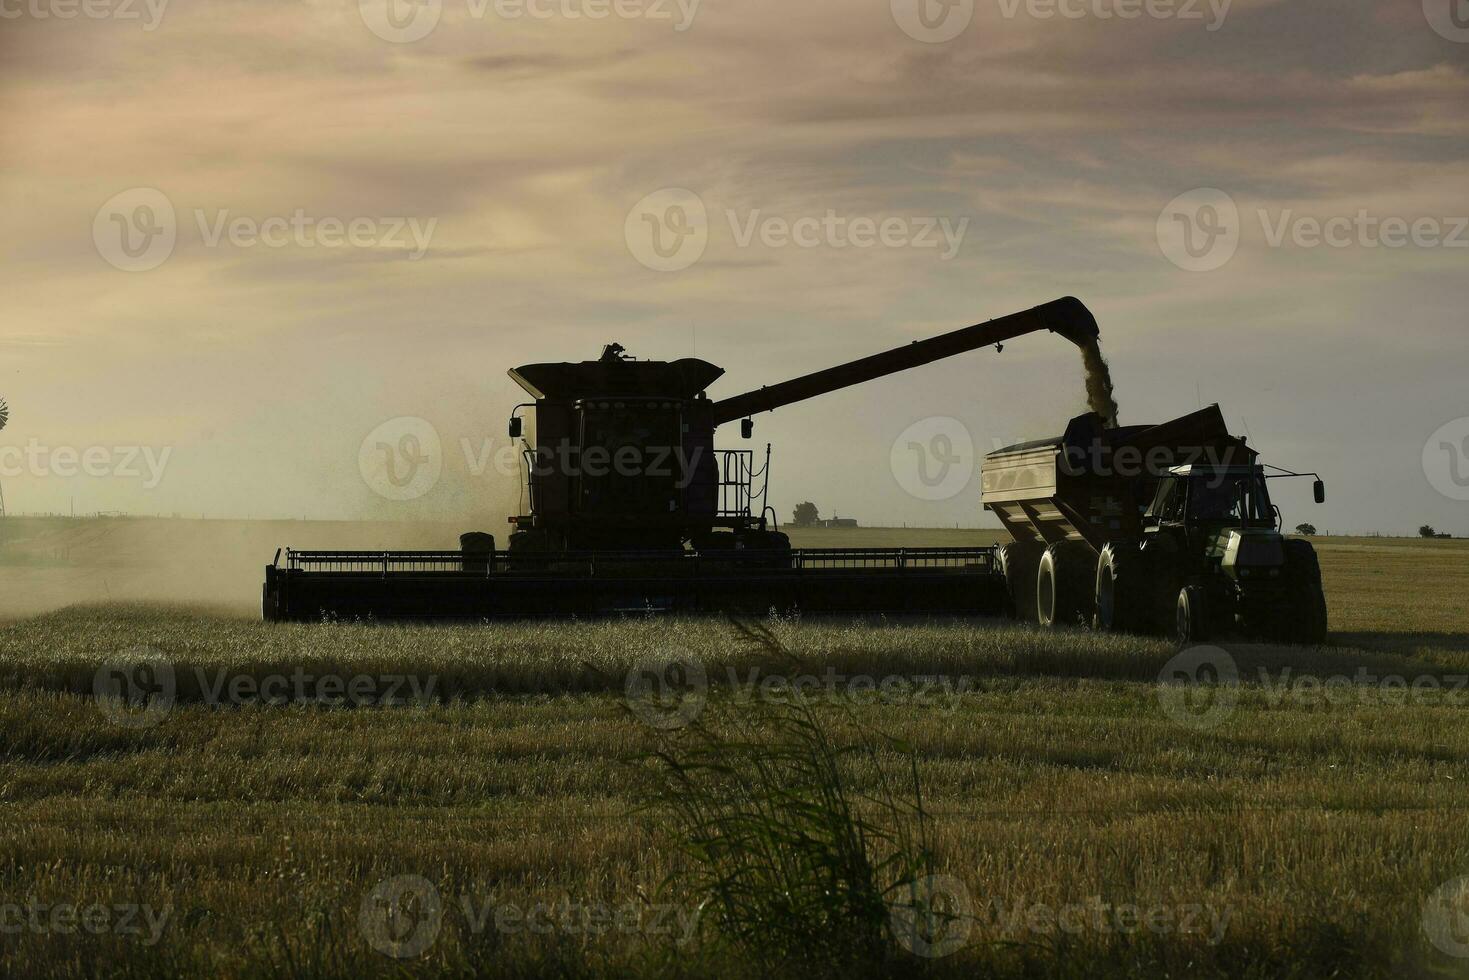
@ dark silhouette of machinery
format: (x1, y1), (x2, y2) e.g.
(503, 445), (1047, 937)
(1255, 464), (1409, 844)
(264, 298), (1100, 620)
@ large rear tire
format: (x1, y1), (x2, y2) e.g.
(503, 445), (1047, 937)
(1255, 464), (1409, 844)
(996, 541), (1043, 621)
(1093, 541), (1146, 633)
(1283, 540), (1328, 645)
(1037, 543), (1091, 627)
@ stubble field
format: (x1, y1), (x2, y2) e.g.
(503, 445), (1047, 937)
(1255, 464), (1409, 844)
(1, 519), (1467, 978)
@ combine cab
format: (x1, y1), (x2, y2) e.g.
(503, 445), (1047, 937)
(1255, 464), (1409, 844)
(263, 297), (1102, 621)
(981, 406), (1329, 643)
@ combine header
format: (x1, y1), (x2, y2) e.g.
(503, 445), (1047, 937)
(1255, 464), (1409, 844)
(263, 297), (1101, 621)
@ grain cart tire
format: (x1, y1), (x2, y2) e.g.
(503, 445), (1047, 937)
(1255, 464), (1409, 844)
(1037, 543), (1090, 627)
(1282, 540), (1328, 646)
(1175, 585), (1208, 644)
(996, 541), (1044, 621)
(1094, 542), (1145, 634)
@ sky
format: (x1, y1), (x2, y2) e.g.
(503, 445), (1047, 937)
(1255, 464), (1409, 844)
(1, 0), (1466, 535)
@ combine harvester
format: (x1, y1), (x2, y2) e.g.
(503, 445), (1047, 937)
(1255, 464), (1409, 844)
(262, 296), (1328, 642)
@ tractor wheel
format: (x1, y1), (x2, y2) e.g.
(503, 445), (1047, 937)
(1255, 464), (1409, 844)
(1283, 540), (1328, 645)
(996, 541), (1043, 621)
(1037, 543), (1091, 627)
(1093, 541), (1146, 634)
(1175, 585), (1208, 645)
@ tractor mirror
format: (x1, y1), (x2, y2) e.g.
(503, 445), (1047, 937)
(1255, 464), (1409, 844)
(508, 417), (522, 439)
(741, 418), (754, 439)
(1313, 479), (1325, 504)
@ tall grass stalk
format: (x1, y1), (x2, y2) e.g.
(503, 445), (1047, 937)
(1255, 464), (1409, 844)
(638, 619), (939, 972)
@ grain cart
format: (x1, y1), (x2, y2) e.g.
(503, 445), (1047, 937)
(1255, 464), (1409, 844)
(263, 297), (1103, 621)
(981, 406), (1328, 644)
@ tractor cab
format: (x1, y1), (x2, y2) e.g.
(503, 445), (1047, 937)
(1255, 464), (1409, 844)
(1145, 464), (1276, 530)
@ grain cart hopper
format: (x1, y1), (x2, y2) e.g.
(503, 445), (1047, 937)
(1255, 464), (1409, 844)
(981, 406), (1328, 643)
(263, 297), (1102, 621)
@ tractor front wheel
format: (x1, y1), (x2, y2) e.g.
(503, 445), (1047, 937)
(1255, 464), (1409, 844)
(1175, 585), (1209, 645)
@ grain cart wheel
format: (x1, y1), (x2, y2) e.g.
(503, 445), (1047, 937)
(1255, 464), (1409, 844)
(996, 541), (1043, 621)
(1093, 542), (1144, 633)
(1037, 543), (1090, 627)
(1175, 585), (1208, 644)
(1283, 540), (1328, 645)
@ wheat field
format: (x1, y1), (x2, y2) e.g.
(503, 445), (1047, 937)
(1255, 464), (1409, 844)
(1, 522), (1467, 978)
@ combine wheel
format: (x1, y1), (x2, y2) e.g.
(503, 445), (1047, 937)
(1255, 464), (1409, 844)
(1093, 542), (1146, 634)
(996, 541), (1043, 621)
(1036, 543), (1092, 627)
(1175, 585), (1208, 644)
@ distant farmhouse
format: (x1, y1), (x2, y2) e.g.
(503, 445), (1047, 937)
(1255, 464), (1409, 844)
(821, 515), (858, 529)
